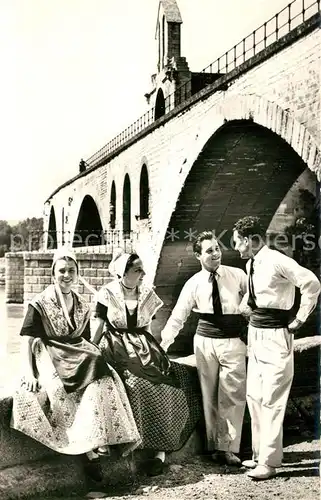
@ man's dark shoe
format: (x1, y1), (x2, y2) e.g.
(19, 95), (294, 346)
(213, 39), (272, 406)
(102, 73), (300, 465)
(211, 451), (241, 466)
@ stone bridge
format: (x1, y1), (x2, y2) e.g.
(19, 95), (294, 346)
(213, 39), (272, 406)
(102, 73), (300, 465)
(34, 0), (321, 344)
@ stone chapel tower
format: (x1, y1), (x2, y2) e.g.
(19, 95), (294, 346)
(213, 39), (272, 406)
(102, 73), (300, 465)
(145, 0), (191, 120)
(145, 0), (223, 121)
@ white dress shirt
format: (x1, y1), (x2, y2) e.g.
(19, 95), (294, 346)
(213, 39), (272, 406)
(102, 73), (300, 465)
(242, 245), (320, 323)
(161, 265), (247, 350)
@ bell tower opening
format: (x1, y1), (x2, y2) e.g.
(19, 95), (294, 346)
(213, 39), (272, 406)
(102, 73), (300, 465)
(155, 88), (165, 120)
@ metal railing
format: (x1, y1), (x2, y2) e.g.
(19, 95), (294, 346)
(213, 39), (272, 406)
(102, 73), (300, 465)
(84, 0), (319, 169)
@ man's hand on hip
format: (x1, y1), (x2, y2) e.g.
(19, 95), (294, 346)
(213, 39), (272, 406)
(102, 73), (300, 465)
(288, 318), (304, 333)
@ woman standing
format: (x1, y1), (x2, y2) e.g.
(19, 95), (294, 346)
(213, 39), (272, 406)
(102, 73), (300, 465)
(93, 253), (202, 476)
(11, 249), (141, 482)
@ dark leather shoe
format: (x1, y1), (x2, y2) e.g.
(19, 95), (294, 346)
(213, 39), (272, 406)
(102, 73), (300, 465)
(145, 457), (165, 476)
(211, 451), (241, 466)
(224, 452), (242, 466)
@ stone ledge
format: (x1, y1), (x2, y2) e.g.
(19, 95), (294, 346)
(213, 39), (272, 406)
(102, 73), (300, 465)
(0, 423), (202, 500)
(173, 335), (321, 366)
(0, 450), (135, 500)
(292, 335), (321, 353)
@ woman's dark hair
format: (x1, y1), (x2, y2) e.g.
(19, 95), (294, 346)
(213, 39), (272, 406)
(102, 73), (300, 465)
(124, 253), (141, 274)
(193, 231), (215, 255)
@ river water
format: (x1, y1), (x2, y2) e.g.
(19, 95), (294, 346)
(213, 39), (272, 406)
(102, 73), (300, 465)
(0, 286), (24, 393)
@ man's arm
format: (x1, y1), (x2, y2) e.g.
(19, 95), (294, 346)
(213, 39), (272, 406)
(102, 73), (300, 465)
(277, 254), (321, 330)
(239, 268), (248, 298)
(238, 265), (251, 316)
(160, 279), (196, 352)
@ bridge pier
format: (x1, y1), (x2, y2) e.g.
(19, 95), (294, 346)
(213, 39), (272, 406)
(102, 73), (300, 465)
(5, 253), (25, 304)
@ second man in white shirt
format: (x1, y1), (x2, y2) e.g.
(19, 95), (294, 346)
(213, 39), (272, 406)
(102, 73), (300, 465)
(233, 215), (320, 480)
(161, 231), (248, 466)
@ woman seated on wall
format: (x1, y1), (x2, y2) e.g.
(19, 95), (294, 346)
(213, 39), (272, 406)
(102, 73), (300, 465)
(92, 252), (203, 476)
(11, 248), (141, 485)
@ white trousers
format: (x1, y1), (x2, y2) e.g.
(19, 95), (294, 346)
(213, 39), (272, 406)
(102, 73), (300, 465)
(194, 335), (247, 453)
(247, 326), (294, 467)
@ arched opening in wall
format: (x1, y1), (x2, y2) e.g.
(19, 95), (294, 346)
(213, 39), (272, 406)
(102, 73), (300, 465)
(123, 174), (131, 237)
(72, 195), (103, 247)
(110, 181), (116, 229)
(154, 120), (317, 354)
(139, 165), (149, 219)
(155, 88), (165, 121)
(47, 207), (57, 249)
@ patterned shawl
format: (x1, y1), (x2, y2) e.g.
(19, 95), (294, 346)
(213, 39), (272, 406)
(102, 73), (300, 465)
(96, 279), (164, 329)
(31, 284), (109, 393)
(31, 284), (90, 340)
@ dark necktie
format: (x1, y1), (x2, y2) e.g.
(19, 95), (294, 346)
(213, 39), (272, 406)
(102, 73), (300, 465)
(247, 257), (257, 309)
(210, 272), (223, 316)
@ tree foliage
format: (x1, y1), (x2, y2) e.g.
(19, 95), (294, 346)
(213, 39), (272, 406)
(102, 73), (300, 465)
(0, 220), (13, 257)
(0, 218), (44, 256)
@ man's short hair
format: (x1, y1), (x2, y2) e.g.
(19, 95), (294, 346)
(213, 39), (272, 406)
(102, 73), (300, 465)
(193, 231), (216, 254)
(233, 216), (266, 239)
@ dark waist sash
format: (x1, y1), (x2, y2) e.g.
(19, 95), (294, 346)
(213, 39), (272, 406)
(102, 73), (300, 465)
(196, 314), (247, 338)
(249, 308), (291, 328)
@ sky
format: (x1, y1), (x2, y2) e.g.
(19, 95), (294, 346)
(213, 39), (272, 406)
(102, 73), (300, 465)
(0, 0), (292, 222)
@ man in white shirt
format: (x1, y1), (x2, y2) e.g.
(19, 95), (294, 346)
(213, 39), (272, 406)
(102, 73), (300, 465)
(161, 231), (248, 466)
(233, 216), (320, 480)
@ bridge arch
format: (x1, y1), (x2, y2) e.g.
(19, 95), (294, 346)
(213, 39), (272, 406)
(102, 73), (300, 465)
(47, 206), (57, 249)
(123, 173), (131, 236)
(109, 180), (116, 229)
(155, 88), (165, 120)
(154, 115), (318, 352)
(139, 164), (150, 219)
(72, 195), (103, 247)
(216, 95), (320, 177)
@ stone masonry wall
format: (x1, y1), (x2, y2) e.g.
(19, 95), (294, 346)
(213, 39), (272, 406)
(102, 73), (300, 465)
(6, 252), (112, 305)
(5, 253), (24, 304)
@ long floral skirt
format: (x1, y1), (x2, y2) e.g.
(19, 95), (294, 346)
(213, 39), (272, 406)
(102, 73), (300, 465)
(11, 339), (141, 455)
(100, 336), (203, 452)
